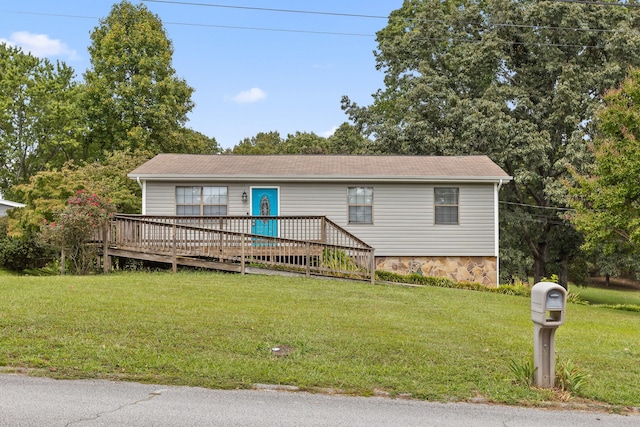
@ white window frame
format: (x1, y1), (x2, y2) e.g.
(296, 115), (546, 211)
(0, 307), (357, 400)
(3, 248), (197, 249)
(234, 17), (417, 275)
(347, 187), (373, 224)
(434, 187), (459, 225)
(175, 186), (228, 216)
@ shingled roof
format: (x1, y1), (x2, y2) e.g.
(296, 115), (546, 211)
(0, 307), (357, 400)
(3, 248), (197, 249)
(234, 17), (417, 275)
(129, 154), (512, 183)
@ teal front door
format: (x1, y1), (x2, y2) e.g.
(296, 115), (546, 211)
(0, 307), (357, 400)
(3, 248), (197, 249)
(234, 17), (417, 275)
(251, 187), (279, 237)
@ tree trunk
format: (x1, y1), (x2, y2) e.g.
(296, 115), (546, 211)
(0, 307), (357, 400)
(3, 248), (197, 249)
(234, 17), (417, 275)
(532, 241), (548, 284)
(559, 260), (568, 290)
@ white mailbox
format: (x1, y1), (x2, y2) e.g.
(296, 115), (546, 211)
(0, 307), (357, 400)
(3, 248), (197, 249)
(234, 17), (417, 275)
(531, 281), (567, 388)
(531, 281), (566, 326)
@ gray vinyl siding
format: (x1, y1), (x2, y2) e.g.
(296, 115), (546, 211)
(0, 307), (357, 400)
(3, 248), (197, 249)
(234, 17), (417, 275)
(143, 181), (496, 256)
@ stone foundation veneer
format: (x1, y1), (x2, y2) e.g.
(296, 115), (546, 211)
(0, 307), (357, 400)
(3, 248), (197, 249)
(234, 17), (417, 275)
(376, 256), (498, 287)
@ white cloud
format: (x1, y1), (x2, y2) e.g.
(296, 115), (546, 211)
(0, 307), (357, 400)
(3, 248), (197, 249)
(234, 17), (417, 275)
(0, 31), (78, 60)
(322, 126), (338, 138)
(231, 88), (267, 104)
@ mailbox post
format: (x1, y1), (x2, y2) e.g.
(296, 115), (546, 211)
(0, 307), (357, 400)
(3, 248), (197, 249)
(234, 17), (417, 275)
(531, 282), (567, 388)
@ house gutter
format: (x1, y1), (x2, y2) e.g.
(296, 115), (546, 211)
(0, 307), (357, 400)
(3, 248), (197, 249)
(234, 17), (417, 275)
(495, 179), (505, 287)
(127, 174), (512, 184)
(136, 177), (146, 215)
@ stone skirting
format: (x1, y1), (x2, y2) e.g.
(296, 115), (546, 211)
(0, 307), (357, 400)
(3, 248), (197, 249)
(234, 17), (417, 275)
(376, 256), (498, 287)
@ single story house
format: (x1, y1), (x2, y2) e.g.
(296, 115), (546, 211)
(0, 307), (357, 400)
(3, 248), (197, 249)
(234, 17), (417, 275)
(128, 154), (512, 286)
(0, 198), (25, 217)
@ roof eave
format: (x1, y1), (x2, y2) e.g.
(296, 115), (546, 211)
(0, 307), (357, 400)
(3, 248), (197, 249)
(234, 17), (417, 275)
(128, 174), (513, 183)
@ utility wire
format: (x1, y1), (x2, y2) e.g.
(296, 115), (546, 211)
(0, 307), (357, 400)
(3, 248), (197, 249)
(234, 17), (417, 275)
(141, 0), (388, 19)
(0, 6), (636, 47)
(500, 201), (576, 211)
(162, 20), (372, 37)
(546, 0), (640, 7)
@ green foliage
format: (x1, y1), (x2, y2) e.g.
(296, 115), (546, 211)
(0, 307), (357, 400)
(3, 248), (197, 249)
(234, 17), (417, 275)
(10, 150), (148, 235)
(0, 44), (81, 192)
(326, 122), (370, 154)
(376, 270), (532, 296)
(569, 67), (640, 275)
(595, 304), (640, 313)
(342, 0), (640, 283)
(83, 0), (195, 157)
(230, 131), (283, 154)
(556, 358), (589, 395)
(0, 217), (51, 271)
(320, 248), (360, 273)
(229, 125), (370, 155)
(509, 358), (536, 388)
(40, 190), (116, 274)
(541, 274), (560, 284)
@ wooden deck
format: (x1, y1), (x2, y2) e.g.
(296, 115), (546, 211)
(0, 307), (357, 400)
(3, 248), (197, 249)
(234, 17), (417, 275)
(96, 215), (375, 282)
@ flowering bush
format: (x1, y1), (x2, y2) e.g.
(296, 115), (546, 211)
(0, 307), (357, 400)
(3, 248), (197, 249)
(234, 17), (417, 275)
(41, 190), (116, 274)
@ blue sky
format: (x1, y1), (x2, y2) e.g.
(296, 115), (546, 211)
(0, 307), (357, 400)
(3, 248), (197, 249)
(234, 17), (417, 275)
(0, 1), (400, 149)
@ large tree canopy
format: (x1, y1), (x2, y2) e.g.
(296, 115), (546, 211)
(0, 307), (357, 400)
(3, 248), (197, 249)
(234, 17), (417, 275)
(570, 67), (640, 279)
(342, 0), (640, 283)
(0, 44), (80, 192)
(83, 0), (195, 158)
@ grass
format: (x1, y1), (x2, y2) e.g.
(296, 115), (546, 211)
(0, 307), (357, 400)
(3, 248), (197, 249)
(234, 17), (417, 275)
(0, 271), (639, 407)
(573, 284), (640, 307)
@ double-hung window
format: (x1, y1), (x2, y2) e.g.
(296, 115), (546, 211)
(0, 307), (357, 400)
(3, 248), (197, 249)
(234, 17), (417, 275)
(434, 187), (459, 225)
(176, 186), (228, 215)
(348, 187), (373, 224)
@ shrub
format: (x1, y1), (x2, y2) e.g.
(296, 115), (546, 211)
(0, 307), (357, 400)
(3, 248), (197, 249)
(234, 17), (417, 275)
(0, 217), (52, 271)
(40, 190), (115, 274)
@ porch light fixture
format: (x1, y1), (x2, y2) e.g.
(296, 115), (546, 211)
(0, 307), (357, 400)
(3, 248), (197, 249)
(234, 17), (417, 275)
(242, 191), (248, 202)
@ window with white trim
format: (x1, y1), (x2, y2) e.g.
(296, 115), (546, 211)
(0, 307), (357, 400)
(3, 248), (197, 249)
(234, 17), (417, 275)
(176, 186), (228, 215)
(348, 187), (373, 224)
(434, 187), (459, 225)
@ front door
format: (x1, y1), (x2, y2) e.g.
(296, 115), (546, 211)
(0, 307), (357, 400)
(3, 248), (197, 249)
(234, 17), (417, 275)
(251, 187), (279, 237)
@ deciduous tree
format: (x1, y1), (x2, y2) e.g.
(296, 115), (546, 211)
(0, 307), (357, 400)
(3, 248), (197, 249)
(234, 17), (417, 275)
(0, 44), (80, 192)
(342, 0), (640, 283)
(570, 67), (640, 280)
(83, 0), (195, 158)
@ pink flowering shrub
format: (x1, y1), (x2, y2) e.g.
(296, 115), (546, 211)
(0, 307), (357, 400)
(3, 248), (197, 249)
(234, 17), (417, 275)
(41, 190), (116, 274)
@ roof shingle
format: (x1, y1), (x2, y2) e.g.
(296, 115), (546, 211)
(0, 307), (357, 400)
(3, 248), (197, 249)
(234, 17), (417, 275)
(129, 154), (511, 182)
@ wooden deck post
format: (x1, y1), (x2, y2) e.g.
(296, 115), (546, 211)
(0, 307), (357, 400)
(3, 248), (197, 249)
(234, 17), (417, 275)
(370, 249), (376, 285)
(60, 247), (65, 275)
(321, 217), (327, 243)
(103, 223), (111, 273)
(305, 242), (311, 278)
(172, 223), (177, 273)
(241, 233), (246, 275)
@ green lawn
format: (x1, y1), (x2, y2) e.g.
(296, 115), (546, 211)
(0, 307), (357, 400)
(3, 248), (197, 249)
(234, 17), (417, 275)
(0, 271), (638, 407)
(574, 284), (640, 307)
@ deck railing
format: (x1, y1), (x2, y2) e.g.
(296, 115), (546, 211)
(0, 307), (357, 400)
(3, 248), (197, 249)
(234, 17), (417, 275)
(99, 215), (375, 282)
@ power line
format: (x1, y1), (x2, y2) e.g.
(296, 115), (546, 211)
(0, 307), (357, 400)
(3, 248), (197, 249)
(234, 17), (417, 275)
(500, 201), (576, 212)
(410, 17), (620, 33)
(546, 0), (640, 7)
(0, 7), (635, 48)
(0, 10), (96, 21)
(141, 0), (388, 19)
(162, 20), (373, 37)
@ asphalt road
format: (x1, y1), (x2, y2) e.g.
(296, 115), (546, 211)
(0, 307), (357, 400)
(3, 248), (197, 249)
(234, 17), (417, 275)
(0, 374), (637, 426)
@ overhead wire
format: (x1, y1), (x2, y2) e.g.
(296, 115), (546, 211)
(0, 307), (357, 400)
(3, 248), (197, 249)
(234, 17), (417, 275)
(1, 0), (638, 48)
(140, 0), (389, 19)
(546, 0), (640, 7)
